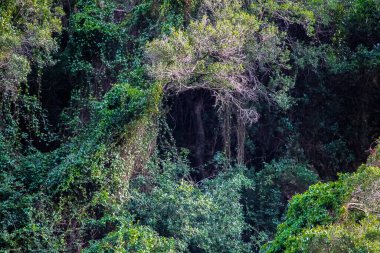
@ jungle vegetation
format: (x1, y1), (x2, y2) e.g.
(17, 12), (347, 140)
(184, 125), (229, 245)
(0, 0), (379, 252)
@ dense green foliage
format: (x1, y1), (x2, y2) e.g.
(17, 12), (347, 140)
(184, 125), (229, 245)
(128, 155), (252, 252)
(264, 142), (380, 252)
(0, 0), (62, 97)
(0, 0), (379, 252)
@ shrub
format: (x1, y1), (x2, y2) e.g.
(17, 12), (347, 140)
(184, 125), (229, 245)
(263, 164), (380, 253)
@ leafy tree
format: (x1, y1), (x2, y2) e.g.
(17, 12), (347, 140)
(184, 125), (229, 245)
(146, 5), (293, 125)
(0, 0), (62, 99)
(244, 159), (318, 247)
(0, 0), (62, 151)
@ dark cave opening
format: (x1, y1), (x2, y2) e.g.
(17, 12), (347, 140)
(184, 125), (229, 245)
(166, 90), (223, 180)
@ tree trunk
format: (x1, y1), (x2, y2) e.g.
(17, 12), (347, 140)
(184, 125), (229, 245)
(194, 95), (205, 168)
(222, 105), (232, 161)
(236, 115), (246, 164)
